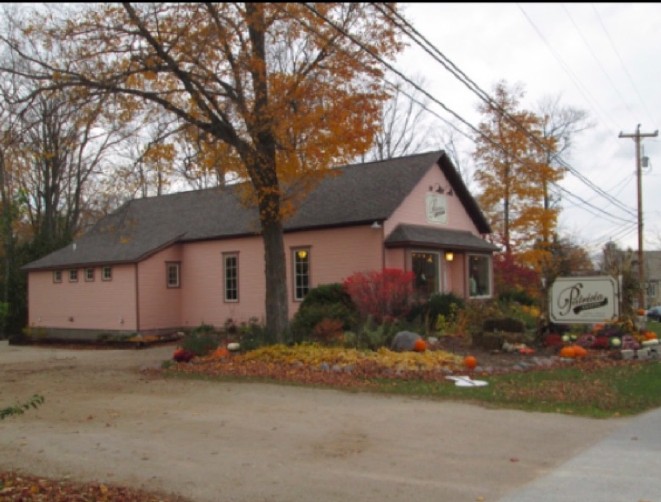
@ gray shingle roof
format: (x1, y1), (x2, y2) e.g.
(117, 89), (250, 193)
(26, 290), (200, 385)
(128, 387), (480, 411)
(23, 150), (492, 270)
(385, 224), (499, 252)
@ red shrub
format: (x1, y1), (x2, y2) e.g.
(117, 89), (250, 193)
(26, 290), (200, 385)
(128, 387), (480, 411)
(343, 269), (415, 323)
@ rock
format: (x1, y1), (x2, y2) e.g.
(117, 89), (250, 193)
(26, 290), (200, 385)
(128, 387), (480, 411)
(390, 331), (422, 352)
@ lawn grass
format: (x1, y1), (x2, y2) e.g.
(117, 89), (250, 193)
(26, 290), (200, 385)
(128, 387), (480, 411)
(644, 319), (661, 337)
(165, 339), (661, 419)
(370, 360), (661, 418)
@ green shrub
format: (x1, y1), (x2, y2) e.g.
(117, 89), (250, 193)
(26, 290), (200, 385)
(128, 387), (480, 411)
(238, 317), (275, 352)
(181, 324), (220, 356)
(300, 283), (355, 309)
(291, 303), (357, 343)
(345, 317), (416, 350)
(498, 289), (536, 306)
(483, 317), (525, 333)
(290, 284), (359, 343)
(408, 292), (464, 332)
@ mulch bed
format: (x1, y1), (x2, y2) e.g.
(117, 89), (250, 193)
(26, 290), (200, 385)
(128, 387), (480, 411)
(0, 471), (193, 502)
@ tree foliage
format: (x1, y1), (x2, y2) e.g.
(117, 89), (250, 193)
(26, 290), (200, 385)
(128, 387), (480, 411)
(1, 3), (404, 339)
(472, 81), (560, 258)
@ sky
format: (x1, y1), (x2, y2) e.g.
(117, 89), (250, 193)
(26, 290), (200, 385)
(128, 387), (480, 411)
(394, 3), (661, 259)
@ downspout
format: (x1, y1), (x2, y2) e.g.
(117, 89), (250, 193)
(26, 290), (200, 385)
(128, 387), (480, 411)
(380, 224), (385, 271)
(135, 262), (140, 333)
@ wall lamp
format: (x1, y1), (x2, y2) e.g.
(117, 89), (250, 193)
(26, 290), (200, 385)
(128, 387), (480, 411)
(445, 251), (454, 262)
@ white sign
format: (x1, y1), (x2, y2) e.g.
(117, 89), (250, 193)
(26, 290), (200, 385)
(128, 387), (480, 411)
(425, 193), (447, 224)
(549, 276), (619, 324)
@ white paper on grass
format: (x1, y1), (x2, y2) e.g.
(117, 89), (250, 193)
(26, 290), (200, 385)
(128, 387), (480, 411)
(445, 375), (489, 387)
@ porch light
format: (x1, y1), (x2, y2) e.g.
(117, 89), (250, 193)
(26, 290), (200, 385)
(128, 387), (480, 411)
(445, 251), (454, 262)
(297, 250), (308, 260)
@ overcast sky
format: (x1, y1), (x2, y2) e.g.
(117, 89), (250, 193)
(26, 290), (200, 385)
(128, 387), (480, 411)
(395, 3), (661, 258)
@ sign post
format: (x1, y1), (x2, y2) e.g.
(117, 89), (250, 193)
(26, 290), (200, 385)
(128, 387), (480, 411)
(549, 276), (619, 325)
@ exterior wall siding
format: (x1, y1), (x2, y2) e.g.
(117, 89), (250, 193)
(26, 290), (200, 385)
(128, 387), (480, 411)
(26, 161), (489, 335)
(384, 164), (480, 236)
(181, 237), (266, 328)
(137, 244), (183, 331)
(382, 163), (486, 299)
(177, 225), (384, 329)
(27, 265), (137, 331)
(285, 225), (384, 313)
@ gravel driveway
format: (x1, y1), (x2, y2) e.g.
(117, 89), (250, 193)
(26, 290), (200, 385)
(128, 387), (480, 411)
(0, 341), (623, 502)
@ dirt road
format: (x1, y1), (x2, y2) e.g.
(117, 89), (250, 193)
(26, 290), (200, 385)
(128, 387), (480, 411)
(0, 341), (624, 502)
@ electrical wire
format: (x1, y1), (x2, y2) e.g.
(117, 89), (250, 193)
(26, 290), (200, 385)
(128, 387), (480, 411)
(591, 3), (656, 126)
(301, 3), (639, 231)
(373, 3), (638, 219)
(561, 3), (637, 124)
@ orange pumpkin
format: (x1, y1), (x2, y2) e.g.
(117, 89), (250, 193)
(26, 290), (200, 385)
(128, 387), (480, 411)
(413, 338), (427, 352)
(573, 345), (588, 358)
(464, 355), (478, 369)
(560, 346), (576, 358)
(644, 331), (658, 340)
(211, 347), (230, 359)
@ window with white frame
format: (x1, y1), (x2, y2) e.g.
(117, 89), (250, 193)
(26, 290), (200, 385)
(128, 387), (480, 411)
(53, 270), (62, 283)
(85, 268), (95, 282)
(468, 254), (491, 298)
(102, 266), (112, 281)
(223, 253), (239, 302)
(293, 248), (310, 301)
(166, 262), (181, 288)
(69, 269), (78, 282)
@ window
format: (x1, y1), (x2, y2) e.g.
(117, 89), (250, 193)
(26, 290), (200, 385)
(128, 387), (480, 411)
(468, 254), (491, 298)
(166, 262), (180, 288)
(223, 253), (239, 302)
(102, 266), (112, 281)
(85, 268), (95, 282)
(53, 270), (62, 283)
(69, 269), (78, 282)
(293, 248), (310, 301)
(411, 251), (439, 296)
(647, 281), (657, 298)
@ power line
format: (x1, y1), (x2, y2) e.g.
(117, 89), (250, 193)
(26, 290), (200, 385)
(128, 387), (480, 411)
(517, 3), (621, 133)
(302, 3), (638, 227)
(374, 3), (637, 219)
(561, 3), (637, 124)
(591, 3), (656, 126)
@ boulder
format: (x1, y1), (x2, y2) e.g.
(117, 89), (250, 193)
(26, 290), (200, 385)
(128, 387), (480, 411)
(390, 331), (422, 352)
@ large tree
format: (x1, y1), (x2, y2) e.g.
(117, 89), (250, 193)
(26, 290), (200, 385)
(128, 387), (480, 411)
(1, 3), (402, 340)
(472, 80), (559, 258)
(365, 74), (434, 162)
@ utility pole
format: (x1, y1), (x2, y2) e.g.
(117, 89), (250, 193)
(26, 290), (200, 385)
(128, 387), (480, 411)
(619, 124), (658, 309)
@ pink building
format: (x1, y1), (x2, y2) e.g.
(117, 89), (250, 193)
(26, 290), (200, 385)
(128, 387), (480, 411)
(23, 151), (498, 340)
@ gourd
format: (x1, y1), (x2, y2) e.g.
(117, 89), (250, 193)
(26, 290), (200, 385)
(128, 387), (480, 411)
(413, 338), (427, 352)
(211, 347), (230, 359)
(559, 346), (576, 358)
(464, 355), (477, 369)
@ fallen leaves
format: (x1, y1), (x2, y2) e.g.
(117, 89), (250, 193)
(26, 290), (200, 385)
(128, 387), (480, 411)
(0, 471), (192, 502)
(171, 344), (465, 387)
